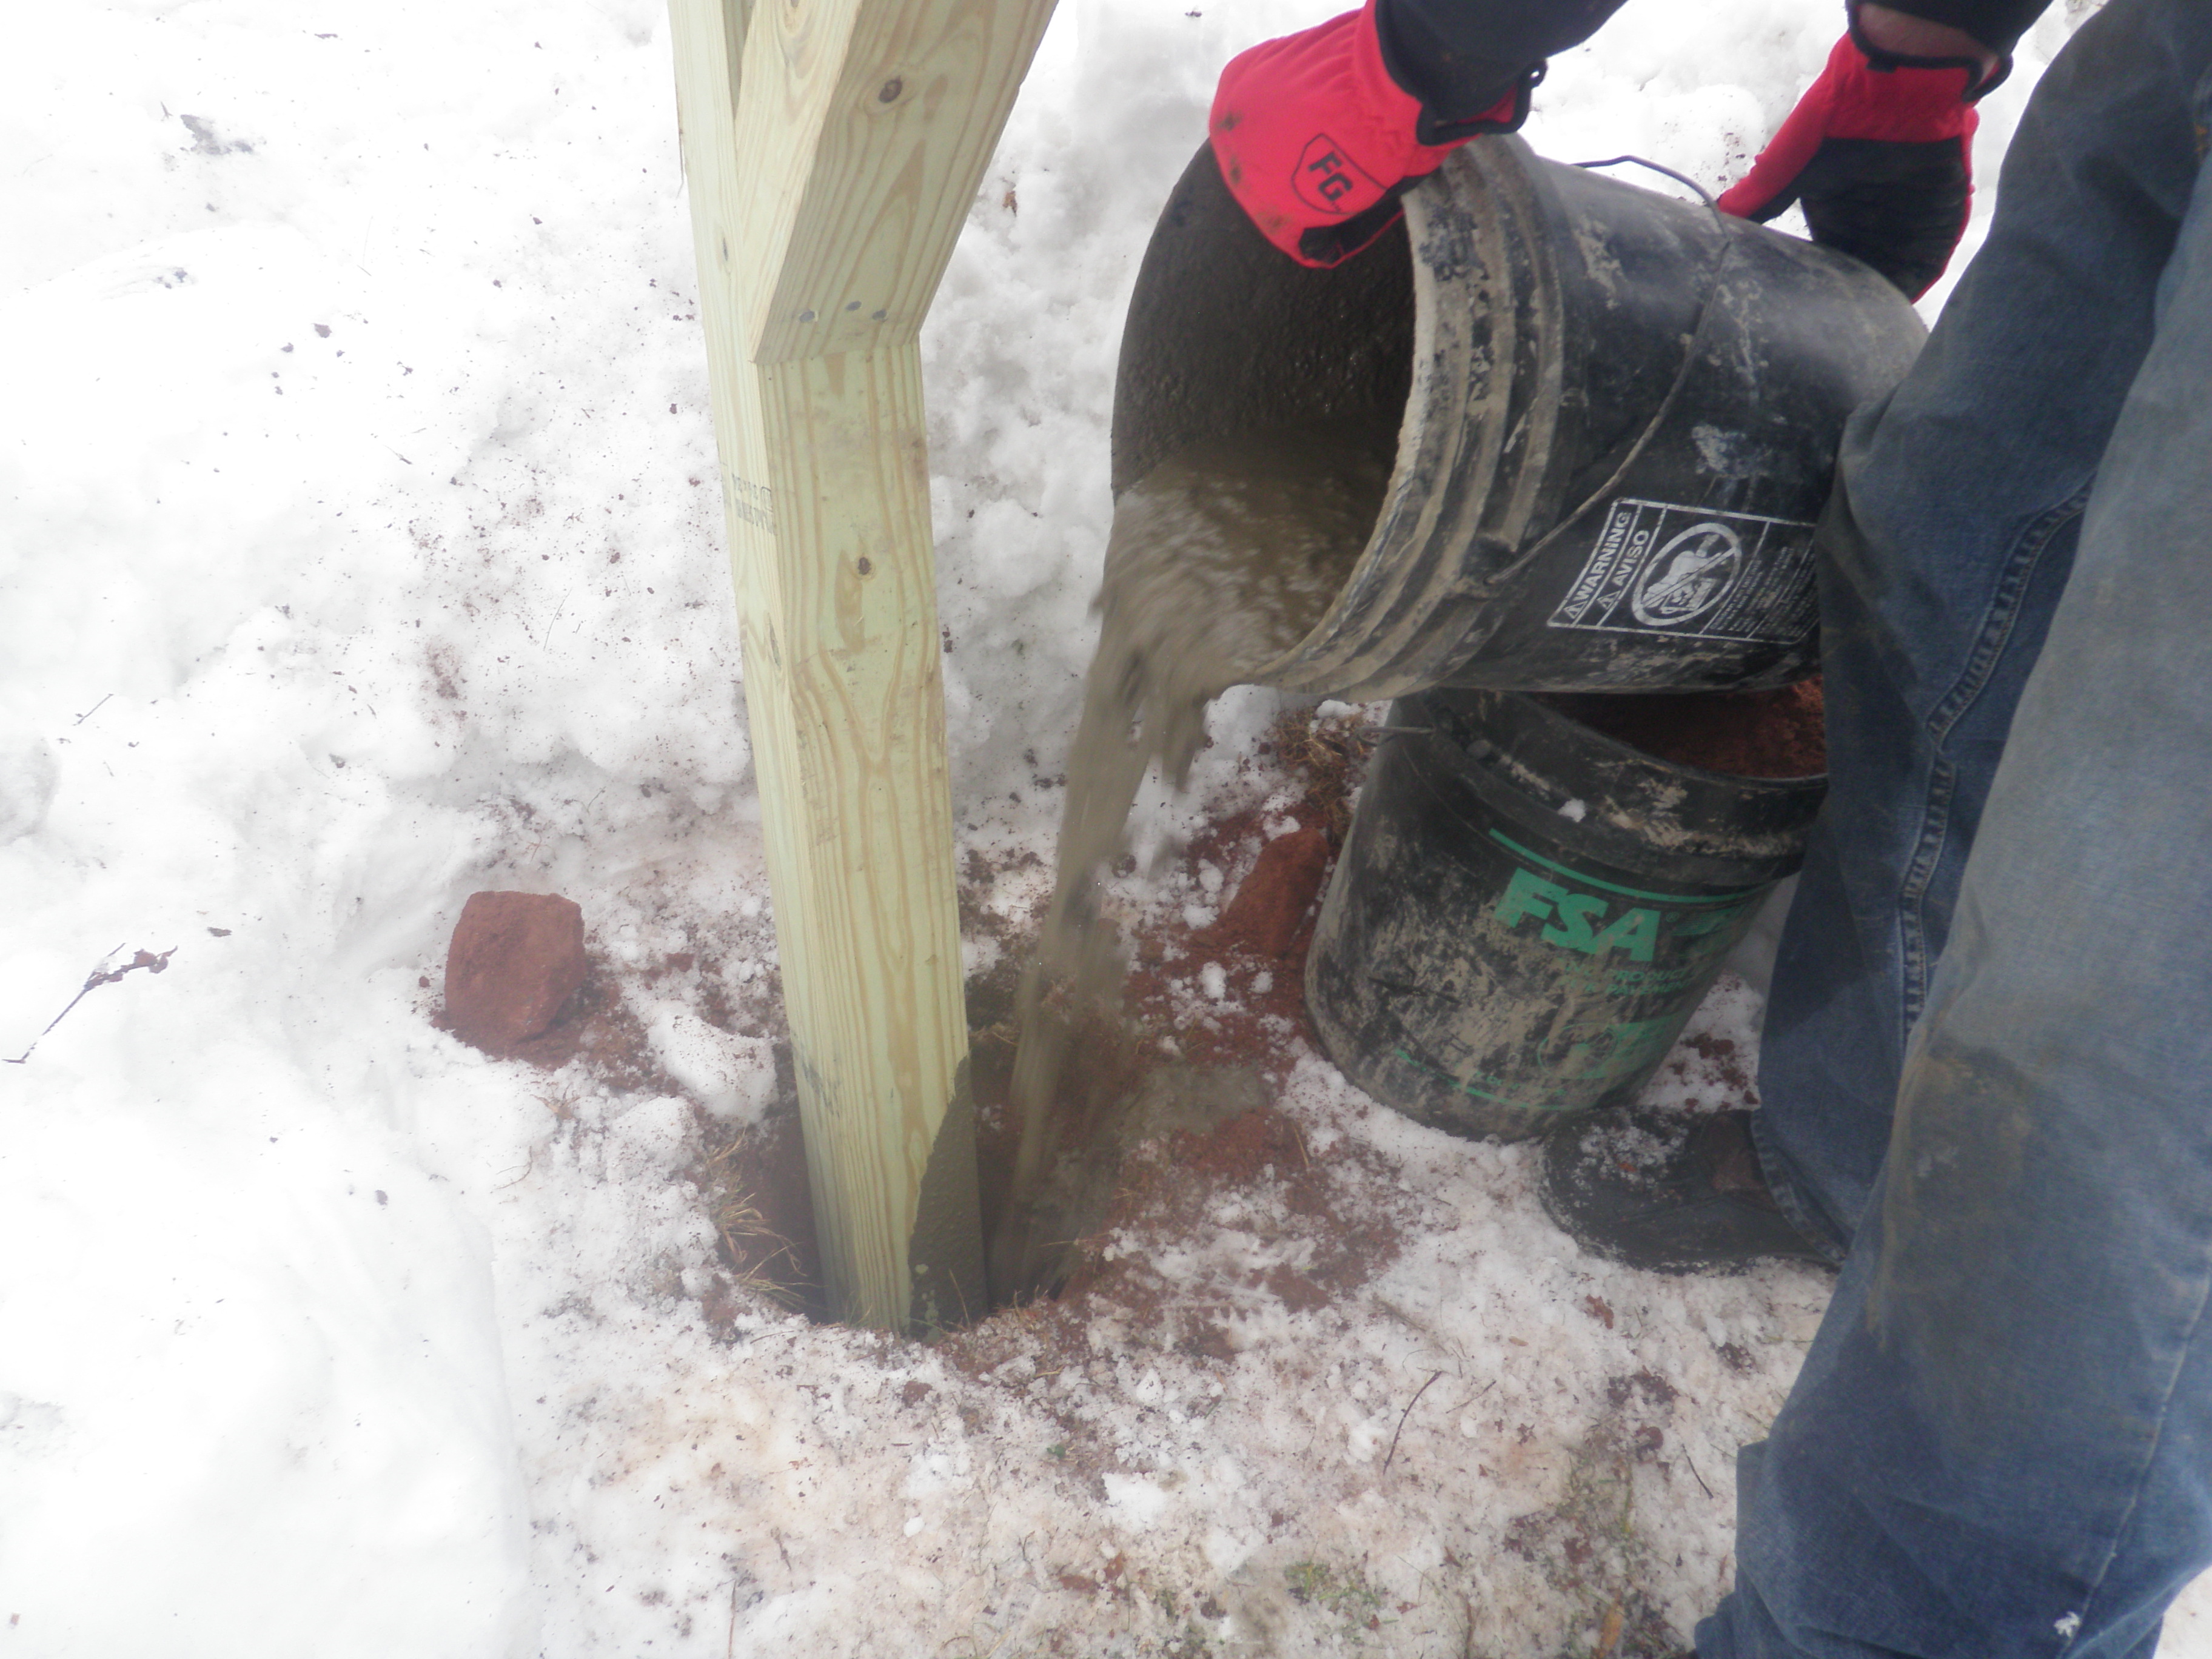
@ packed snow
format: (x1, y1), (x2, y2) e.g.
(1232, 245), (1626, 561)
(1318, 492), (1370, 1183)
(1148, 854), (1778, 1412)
(5, 0), (2197, 1655)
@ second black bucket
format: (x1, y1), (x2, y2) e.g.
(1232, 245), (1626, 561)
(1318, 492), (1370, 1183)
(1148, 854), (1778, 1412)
(1112, 138), (1927, 698)
(1304, 688), (1823, 1141)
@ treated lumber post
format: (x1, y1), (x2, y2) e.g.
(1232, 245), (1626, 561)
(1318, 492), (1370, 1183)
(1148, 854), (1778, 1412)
(669, 0), (1056, 1330)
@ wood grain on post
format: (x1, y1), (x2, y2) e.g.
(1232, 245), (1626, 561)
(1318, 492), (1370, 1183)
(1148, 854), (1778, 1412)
(669, 0), (1055, 1330)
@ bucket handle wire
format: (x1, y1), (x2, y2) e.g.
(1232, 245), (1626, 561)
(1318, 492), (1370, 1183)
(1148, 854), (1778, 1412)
(1493, 153), (1737, 578)
(1570, 153), (1720, 211)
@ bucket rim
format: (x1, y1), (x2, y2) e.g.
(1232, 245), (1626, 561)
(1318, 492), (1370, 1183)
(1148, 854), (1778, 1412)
(1396, 686), (1825, 885)
(1247, 135), (1571, 700)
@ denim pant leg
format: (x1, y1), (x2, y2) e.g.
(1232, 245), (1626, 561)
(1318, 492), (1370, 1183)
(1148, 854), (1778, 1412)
(1749, 0), (2205, 1258)
(1700, 4), (2212, 1656)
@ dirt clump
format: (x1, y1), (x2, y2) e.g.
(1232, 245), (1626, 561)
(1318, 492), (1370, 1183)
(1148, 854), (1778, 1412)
(1540, 679), (1826, 778)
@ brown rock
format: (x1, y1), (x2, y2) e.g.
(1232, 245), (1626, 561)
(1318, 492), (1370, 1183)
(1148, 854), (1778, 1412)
(1213, 826), (1332, 959)
(444, 891), (587, 1052)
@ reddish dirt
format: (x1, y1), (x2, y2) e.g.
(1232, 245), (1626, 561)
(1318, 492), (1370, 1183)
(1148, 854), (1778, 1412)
(1679, 1030), (1754, 1096)
(443, 891), (588, 1052)
(426, 948), (687, 1094)
(701, 771), (1400, 1342)
(956, 786), (1412, 1354)
(1202, 824), (1332, 960)
(698, 939), (1373, 1351)
(692, 709), (1406, 1343)
(1540, 678), (1826, 778)
(1140, 803), (1335, 1079)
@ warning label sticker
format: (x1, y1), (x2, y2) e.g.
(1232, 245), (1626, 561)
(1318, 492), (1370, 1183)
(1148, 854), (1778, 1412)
(1546, 498), (1818, 646)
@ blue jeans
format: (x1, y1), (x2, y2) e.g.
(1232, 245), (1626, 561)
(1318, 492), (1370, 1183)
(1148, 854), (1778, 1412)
(1700, 2), (2212, 1654)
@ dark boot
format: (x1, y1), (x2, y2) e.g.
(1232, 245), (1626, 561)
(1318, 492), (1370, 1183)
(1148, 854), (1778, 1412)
(1539, 1108), (1835, 1275)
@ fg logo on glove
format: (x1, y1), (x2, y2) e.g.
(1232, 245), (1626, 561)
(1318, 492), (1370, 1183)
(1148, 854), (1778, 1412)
(1295, 135), (1381, 215)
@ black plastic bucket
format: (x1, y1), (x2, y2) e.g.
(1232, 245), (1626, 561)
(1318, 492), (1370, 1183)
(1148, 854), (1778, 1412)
(1304, 688), (1823, 1141)
(1111, 138), (1926, 697)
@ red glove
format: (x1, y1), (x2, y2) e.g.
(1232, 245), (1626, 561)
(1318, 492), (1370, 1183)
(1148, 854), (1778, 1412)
(1717, 28), (1984, 299)
(1209, 0), (1523, 269)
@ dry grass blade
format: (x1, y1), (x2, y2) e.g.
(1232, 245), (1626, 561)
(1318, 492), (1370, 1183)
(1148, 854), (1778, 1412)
(1265, 707), (1381, 840)
(705, 1133), (811, 1312)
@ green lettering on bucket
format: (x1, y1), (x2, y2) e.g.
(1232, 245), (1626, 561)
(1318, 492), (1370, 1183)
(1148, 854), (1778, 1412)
(1492, 865), (1661, 962)
(1671, 903), (1753, 939)
(1541, 890), (1608, 952)
(1493, 866), (1570, 928)
(1607, 962), (1701, 995)
(1590, 905), (1660, 962)
(1393, 1009), (1678, 1108)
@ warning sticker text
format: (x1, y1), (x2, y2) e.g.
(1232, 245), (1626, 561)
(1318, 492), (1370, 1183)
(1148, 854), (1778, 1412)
(1547, 498), (1818, 646)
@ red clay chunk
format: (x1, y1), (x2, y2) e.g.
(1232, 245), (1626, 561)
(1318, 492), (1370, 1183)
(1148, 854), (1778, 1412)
(1213, 826), (1333, 960)
(444, 891), (587, 1052)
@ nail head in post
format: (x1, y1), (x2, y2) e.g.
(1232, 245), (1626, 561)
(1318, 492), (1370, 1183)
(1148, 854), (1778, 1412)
(845, 301), (860, 312)
(797, 309), (816, 323)
(878, 77), (903, 102)
(857, 557), (873, 575)
(871, 309), (887, 321)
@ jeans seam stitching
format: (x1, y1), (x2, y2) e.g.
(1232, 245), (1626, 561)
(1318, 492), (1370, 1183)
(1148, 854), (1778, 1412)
(2062, 1251), (2212, 1655)
(1924, 488), (2093, 745)
(1746, 1105), (1846, 1263)
(1896, 757), (1956, 1036)
(1894, 490), (2091, 1041)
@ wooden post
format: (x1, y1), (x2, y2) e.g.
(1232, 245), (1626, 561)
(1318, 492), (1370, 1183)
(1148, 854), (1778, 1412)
(669, 0), (1055, 1330)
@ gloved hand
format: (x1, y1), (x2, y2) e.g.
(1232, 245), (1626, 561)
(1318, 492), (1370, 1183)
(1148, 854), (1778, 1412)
(1209, 0), (1524, 269)
(1717, 27), (1986, 299)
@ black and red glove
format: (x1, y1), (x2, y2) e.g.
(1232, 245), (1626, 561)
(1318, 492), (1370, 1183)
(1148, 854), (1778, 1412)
(1209, 0), (1526, 269)
(1718, 25), (1991, 299)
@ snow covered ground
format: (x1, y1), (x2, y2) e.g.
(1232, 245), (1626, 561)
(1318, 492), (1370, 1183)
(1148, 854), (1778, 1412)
(4, 0), (2195, 1655)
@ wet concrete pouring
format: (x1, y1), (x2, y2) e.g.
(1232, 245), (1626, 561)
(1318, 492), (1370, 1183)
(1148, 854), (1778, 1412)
(692, 678), (1809, 1339)
(993, 421), (1397, 1299)
(988, 409), (1828, 1306)
(695, 703), (1393, 1336)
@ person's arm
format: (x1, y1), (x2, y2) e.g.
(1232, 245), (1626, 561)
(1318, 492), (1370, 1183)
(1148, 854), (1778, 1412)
(1372, 0), (1624, 139)
(1210, 0), (1623, 268)
(1375, 0), (2043, 127)
(1719, 0), (2054, 296)
(1865, 0), (2047, 63)
(1857, 4), (2001, 77)
(1208, 0), (2054, 280)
